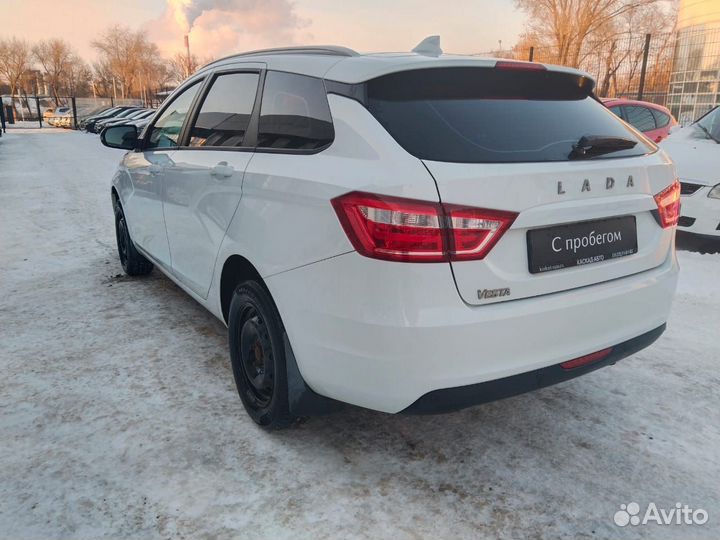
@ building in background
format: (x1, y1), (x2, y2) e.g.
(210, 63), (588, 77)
(668, 0), (720, 124)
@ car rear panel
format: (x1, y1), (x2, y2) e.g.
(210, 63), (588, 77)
(361, 64), (676, 306)
(424, 153), (676, 305)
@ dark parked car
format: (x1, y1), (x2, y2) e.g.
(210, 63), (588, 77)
(95, 109), (152, 131)
(83, 107), (140, 133)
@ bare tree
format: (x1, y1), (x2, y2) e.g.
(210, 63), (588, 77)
(589, 1), (677, 96)
(92, 25), (175, 102)
(64, 54), (92, 97)
(168, 51), (212, 84)
(91, 60), (115, 98)
(514, 0), (661, 68)
(0, 37), (32, 111)
(32, 39), (73, 104)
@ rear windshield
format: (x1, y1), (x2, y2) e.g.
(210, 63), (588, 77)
(366, 67), (653, 163)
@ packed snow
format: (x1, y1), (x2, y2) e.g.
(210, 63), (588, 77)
(0, 127), (718, 539)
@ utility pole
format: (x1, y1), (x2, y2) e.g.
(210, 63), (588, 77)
(35, 95), (42, 128)
(637, 33), (652, 101)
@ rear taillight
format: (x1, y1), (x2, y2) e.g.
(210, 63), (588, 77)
(331, 192), (445, 262)
(331, 192), (517, 263)
(654, 180), (681, 228)
(445, 205), (518, 261)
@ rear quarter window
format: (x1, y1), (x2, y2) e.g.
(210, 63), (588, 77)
(651, 109), (671, 128)
(257, 71), (334, 151)
(624, 106), (657, 132)
(365, 67), (652, 163)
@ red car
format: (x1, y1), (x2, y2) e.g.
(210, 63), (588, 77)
(602, 98), (678, 143)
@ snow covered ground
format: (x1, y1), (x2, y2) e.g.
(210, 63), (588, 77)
(1, 127), (718, 540)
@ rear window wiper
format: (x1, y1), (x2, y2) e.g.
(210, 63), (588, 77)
(696, 123), (720, 144)
(569, 135), (638, 160)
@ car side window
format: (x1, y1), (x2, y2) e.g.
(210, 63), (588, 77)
(189, 72), (259, 147)
(609, 106), (623, 119)
(624, 106), (656, 132)
(257, 71), (334, 150)
(651, 109), (671, 128)
(146, 81), (202, 150)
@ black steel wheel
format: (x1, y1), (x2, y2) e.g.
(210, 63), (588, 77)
(113, 198), (153, 276)
(228, 281), (294, 429)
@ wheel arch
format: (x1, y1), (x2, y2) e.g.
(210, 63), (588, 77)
(219, 254), (266, 325)
(219, 253), (342, 416)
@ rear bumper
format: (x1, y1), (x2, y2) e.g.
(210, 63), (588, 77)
(679, 189), (720, 237)
(267, 249), (678, 414)
(402, 324), (665, 414)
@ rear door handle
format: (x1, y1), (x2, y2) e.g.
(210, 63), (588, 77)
(210, 161), (234, 178)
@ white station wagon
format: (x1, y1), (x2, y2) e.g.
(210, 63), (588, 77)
(102, 39), (679, 429)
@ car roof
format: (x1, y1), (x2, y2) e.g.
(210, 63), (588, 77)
(601, 97), (671, 113)
(196, 44), (592, 85)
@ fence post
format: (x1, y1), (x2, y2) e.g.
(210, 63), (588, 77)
(110, 96), (114, 107)
(35, 96), (42, 128)
(71, 96), (78, 130)
(0, 103), (5, 135)
(528, 46), (534, 62)
(637, 33), (651, 101)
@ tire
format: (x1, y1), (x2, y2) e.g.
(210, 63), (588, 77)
(228, 281), (295, 429)
(113, 198), (153, 276)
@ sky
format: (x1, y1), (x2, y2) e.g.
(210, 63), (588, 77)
(3, 0), (525, 62)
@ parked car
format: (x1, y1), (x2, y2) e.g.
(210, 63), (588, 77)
(88, 107), (144, 133)
(661, 106), (720, 243)
(125, 115), (153, 132)
(603, 98), (677, 143)
(79, 107), (117, 128)
(102, 43), (679, 429)
(97, 109), (153, 131)
(83, 107), (138, 132)
(42, 107), (55, 120)
(47, 106), (72, 127)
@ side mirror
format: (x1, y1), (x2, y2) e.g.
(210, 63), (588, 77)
(101, 124), (138, 150)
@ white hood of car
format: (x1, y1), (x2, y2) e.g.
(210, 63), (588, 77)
(660, 126), (720, 185)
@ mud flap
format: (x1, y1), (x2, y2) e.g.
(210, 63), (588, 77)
(284, 333), (344, 416)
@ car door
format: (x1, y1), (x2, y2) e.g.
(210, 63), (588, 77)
(123, 80), (203, 268)
(162, 67), (262, 298)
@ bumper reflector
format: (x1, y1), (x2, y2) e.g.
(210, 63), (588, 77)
(560, 347), (613, 370)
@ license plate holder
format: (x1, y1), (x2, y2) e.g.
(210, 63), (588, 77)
(527, 216), (638, 274)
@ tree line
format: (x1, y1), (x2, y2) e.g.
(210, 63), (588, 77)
(510, 0), (678, 98)
(2, 2), (680, 111)
(0, 25), (209, 110)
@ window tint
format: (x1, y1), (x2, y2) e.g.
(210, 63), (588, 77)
(366, 68), (651, 163)
(146, 81), (201, 149)
(624, 106), (656, 132)
(609, 106), (623, 118)
(651, 108), (671, 128)
(189, 72), (259, 147)
(257, 71), (334, 150)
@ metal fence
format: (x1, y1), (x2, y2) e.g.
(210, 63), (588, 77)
(1, 95), (142, 131)
(474, 27), (720, 124)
